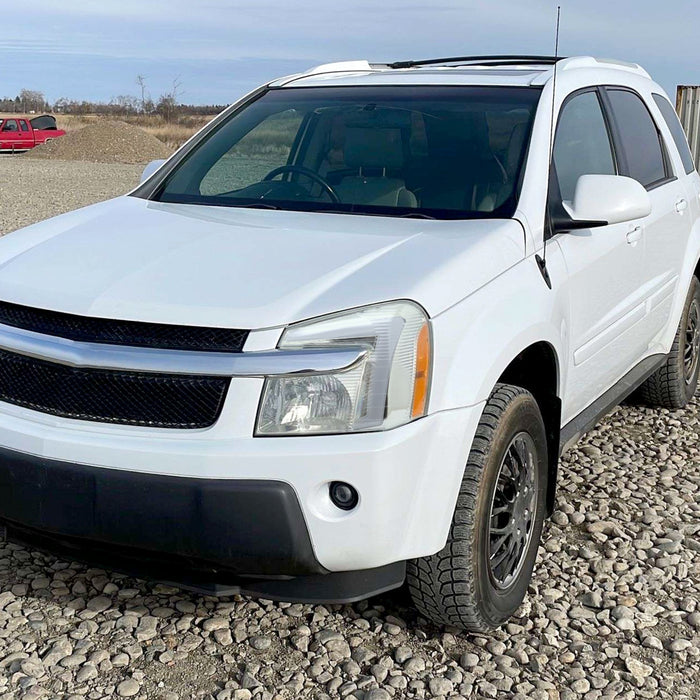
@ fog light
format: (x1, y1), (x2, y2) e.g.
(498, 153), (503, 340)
(329, 481), (359, 511)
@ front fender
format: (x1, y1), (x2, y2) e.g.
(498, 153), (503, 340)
(429, 253), (568, 413)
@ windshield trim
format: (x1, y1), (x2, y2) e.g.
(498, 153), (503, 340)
(135, 84), (542, 219)
(153, 193), (513, 221)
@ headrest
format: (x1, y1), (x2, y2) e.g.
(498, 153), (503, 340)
(344, 127), (404, 170)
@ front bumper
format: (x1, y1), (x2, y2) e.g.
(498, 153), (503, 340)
(0, 446), (403, 602)
(0, 396), (483, 578)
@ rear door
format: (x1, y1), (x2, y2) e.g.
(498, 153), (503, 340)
(551, 89), (648, 422)
(602, 87), (692, 350)
(17, 119), (34, 150)
(650, 92), (700, 342)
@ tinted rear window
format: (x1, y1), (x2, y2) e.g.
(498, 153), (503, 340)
(606, 89), (667, 188)
(653, 94), (696, 174)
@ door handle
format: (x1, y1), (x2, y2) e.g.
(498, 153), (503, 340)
(676, 198), (688, 213)
(626, 226), (643, 245)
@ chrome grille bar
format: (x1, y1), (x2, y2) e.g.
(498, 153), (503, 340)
(0, 323), (365, 377)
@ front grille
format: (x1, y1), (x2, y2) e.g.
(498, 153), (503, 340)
(0, 299), (248, 352)
(0, 349), (229, 428)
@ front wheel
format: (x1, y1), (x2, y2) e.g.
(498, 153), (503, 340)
(636, 276), (700, 409)
(407, 384), (547, 632)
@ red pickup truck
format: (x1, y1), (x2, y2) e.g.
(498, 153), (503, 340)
(0, 115), (66, 153)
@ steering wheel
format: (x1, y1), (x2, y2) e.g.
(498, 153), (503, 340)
(263, 165), (340, 203)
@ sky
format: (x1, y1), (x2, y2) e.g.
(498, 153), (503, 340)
(2, 0), (699, 106)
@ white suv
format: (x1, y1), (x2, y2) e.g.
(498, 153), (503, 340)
(0, 55), (697, 632)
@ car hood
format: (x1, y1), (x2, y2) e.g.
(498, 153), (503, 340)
(0, 196), (525, 329)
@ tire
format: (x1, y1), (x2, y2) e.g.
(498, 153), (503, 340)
(637, 276), (700, 409)
(407, 383), (548, 632)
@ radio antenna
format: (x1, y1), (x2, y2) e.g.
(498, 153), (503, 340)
(536, 4), (560, 289)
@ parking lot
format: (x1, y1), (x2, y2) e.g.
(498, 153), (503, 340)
(0, 157), (698, 700)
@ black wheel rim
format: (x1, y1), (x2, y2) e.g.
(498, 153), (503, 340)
(488, 432), (538, 590)
(684, 299), (700, 385)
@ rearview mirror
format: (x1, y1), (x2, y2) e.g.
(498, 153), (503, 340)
(555, 174), (651, 233)
(140, 159), (166, 184)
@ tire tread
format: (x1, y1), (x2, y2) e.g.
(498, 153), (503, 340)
(406, 383), (532, 633)
(637, 277), (700, 409)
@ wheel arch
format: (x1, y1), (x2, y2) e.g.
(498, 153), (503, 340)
(666, 214), (700, 352)
(497, 341), (561, 515)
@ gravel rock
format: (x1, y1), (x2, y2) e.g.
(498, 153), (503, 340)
(116, 678), (140, 697)
(460, 651), (480, 669)
(134, 615), (158, 641)
(429, 677), (454, 695)
(394, 645), (412, 663)
(626, 656), (654, 680)
(364, 690), (391, 700)
(202, 617), (229, 632)
(249, 635), (271, 650)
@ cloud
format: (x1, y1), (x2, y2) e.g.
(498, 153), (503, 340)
(4, 0), (696, 103)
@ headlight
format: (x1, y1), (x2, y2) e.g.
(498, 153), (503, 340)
(256, 301), (431, 435)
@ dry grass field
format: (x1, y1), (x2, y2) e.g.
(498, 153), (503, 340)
(54, 113), (216, 149)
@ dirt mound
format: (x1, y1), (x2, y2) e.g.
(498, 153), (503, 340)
(26, 120), (172, 164)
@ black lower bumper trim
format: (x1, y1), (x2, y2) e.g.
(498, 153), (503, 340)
(0, 446), (323, 575)
(0, 446), (406, 603)
(3, 521), (406, 604)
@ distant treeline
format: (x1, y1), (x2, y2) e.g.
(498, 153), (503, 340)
(0, 88), (226, 121)
(0, 89), (51, 114)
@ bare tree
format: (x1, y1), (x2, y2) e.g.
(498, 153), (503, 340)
(136, 74), (148, 113)
(110, 95), (140, 115)
(19, 89), (47, 113)
(156, 77), (185, 123)
(170, 76), (183, 103)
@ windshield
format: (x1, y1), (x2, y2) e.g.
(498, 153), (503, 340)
(152, 85), (541, 220)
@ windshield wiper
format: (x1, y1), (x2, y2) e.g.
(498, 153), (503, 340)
(399, 212), (436, 219)
(306, 209), (439, 220)
(238, 202), (280, 210)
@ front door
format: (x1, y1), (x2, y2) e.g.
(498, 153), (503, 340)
(0, 119), (23, 152)
(550, 89), (648, 422)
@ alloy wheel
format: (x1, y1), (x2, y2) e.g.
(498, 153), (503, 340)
(684, 299), (700, 385)
(488, 432), (538, 590)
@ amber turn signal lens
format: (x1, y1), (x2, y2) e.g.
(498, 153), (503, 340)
(411, 322), (431, 419)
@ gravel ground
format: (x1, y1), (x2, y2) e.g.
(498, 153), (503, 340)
(0, 158), (142, 235)
(0, 157), (698, 700)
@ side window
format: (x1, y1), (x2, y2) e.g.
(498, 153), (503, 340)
(606, 89), (668, 188)
(1, 119), (18, 132)
(19, 120), (29, 132)
(553, 91), (616, 202)
(652, 93), (696, 174)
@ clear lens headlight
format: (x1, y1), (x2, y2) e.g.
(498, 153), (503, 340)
(256, 301), (431, 435)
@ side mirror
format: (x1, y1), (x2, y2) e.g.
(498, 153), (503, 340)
(555, 174), (652, 233)
(140, 159), (166, 184)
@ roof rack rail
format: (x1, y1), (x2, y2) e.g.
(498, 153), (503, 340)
(557, 56), (650, 78)
(387, 55), (566, 70)
(303, 60), (374, 76)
